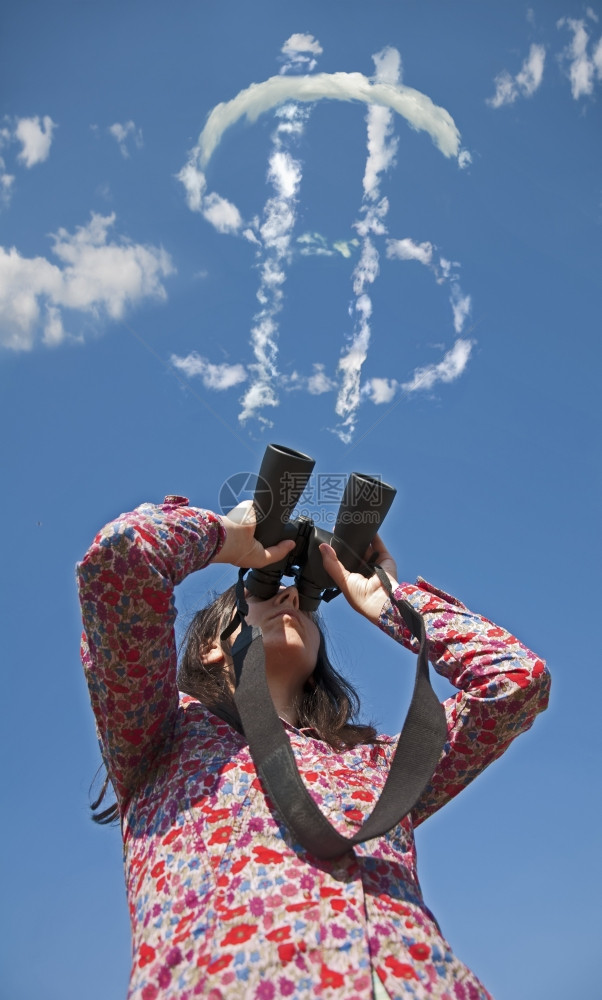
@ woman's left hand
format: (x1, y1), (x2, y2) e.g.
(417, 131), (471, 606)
(319, 534), (399, 624)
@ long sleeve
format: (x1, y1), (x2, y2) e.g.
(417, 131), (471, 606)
(76, 496), (226, 809)
(378, 577), (550, 827)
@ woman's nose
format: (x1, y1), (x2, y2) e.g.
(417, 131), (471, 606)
(274, 585), (300, 610)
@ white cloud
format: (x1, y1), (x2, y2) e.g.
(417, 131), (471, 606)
(372, 46), (402, 85)
(281, 33), (323, 73)
(108, 120), (143, 158)
(0, 158), (15, 207)
(0, 212), (174, 351)
(487, 44), (546, 108)
(557, 17), (602, 99)
(458, 149), (472, 169)
(386, 237), (433, 266)
(192, 70), (461, 169)
(307, 363), (336, 394)
(363, 377), (398, 404)
(15, 115), (56, 167)
(202, 192), (243, 234)
(297, 232), (332, 256)
(238, 106), (307, 425)
(333, 48), (403, 442)
(402, 338), (473, 392)
(450, 284), (472, 334)
(176, 161), (243, 234)
(170, 352), (247, 389)
(333, 239), (359, 258)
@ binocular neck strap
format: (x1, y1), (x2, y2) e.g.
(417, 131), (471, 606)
(229, 566), (448, 861)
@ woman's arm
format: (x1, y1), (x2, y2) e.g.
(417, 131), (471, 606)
(77, 497), (226, 809)
(377, 576), (550, 825)
(77, 496), (295, 811)
(319, 538), (550, 826)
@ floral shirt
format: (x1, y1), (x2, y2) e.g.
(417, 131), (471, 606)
(77, 499), (550, 1000)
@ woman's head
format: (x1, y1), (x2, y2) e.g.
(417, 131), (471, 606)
(177, 583), (379, 750)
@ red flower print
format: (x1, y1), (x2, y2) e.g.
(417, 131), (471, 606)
(320, 964), (345, 989)
(221, 923), (258, 946)
(150, 861), (165, 878)
(533, 659), (545, 677)
(330, 898), (346, 913)
(352, 789), (374, 802)
(122, 727), (144, 746)
(98, 569), (123, 589)
(230, 856), (251, 874)
(134, 526), (158, 547)
(162, 827), (181, 846)
(207, 954), (233, 974)
(278, 942), (296, 963)
(100, 589), (121, 606)
(266, 925), (291, 942)
(141, 587), (170, 613)
(409, 942), (430, 961)
(138, 942), (156, 967)
(141, 986), (159, 1000)
(344, 808), (364, 823)
(219, 905), (246, 920)
(304, 771), (318, 782)
(204, 808), (231, 823)
(252, 846), (284, 865)
(209, 826), (232, 845)
(506, 670), (530, 689)
(385, 956), (418, 979)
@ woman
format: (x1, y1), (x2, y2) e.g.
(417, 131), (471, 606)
(78, 494), (550, 1000)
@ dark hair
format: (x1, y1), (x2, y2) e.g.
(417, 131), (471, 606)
(91, 585), (378, 824)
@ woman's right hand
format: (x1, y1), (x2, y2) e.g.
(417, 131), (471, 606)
(211, 501), (295, 569)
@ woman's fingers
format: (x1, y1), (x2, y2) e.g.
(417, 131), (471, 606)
(261, 538), (295, 565)
(319, 542), (348, 587)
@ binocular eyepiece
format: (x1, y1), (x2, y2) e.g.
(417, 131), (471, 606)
(237, 444), (396, 612)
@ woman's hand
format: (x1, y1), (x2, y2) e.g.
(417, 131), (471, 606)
(212, 501), (295, 569)
(319, 534), (399, 624)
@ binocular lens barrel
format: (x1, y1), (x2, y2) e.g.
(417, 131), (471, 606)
(331, 473), (396, 574)
(253, 444), (315, 547)
(245, 444), (315, 601)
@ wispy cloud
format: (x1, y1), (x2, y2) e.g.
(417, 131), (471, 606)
(334, 48), (401, 443)
(280, 33), (323, 74)
(0, 158), (15, 207)
(285, 363), (337, 394)
(193, 70), (461, 169)
(0, 213), (173, 351)
(402, 338), (474, 393)
(170, 352), (247, 389)
(296, 232), (360, 258)
(15, 115), (57, 167)
(108, 120), (143, 158)
(487, 43), (546, 108)
(238, 102), (308, 425)
(557, 15), (602, 99)
(177, 160), (244, 236)
(386, 237), (433, 266)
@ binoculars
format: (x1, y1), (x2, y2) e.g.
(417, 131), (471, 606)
(241, 444), (396, 612)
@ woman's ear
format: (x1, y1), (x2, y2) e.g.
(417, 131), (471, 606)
(200, 641), (228, 666)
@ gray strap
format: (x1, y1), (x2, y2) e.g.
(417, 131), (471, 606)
(232, 569), (447, 859)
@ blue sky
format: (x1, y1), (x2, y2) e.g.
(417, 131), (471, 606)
(1, 1), (601, 997)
